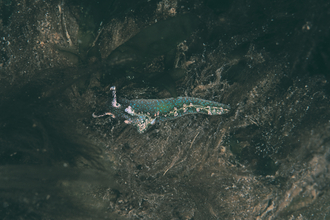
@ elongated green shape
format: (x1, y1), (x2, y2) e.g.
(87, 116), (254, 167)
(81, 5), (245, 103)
(93, 86), (230, 133)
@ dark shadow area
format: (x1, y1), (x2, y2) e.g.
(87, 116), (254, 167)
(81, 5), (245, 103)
(0, 67), (121, 219)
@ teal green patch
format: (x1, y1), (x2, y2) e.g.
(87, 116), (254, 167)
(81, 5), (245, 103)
(94, 86), (230, 134)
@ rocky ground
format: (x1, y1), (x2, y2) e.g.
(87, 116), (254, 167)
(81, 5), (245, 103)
(0, 0), (330, 219)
